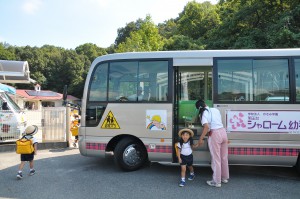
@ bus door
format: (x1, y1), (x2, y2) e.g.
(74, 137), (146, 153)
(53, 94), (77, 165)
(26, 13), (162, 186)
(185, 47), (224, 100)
(174, 66), (213, 165)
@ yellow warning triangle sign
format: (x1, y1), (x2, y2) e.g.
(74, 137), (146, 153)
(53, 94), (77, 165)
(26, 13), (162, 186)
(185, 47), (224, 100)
(101, 111), (120, 129)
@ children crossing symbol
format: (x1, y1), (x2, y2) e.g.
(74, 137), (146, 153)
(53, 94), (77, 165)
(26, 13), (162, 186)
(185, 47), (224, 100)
(101, 111), (120, 129)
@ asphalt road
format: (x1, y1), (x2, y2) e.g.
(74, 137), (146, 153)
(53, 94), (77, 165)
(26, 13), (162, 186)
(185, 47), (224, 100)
(0, 149), (299, 199)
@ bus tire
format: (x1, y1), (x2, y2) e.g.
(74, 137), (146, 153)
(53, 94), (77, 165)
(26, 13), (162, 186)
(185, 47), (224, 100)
(114, 138), (147, 171)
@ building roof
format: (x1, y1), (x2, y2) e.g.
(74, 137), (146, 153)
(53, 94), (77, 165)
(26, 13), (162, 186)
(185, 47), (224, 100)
(16, 89), (80, 101)
(16, 89), (63, 100)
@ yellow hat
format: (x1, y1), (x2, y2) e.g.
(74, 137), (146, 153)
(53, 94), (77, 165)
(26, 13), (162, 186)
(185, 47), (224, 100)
(151, 115), (161, 123)
(178, 128), (194, 137)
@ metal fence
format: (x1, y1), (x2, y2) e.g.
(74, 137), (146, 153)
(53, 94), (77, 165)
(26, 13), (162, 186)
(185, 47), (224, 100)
(42, 107), (66, 142)
(0, 107), (67, 143)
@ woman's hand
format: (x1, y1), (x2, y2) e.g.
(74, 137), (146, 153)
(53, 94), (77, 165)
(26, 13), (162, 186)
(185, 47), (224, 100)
(198, 139), (204, 146)
(178, 158), (182, 164)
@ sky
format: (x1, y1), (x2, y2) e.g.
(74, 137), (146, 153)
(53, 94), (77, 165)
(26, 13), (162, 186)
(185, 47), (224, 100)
(0, 0), (218, 49)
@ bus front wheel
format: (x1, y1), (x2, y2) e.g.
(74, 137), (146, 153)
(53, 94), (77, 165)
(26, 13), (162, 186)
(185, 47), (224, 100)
(114, 138), (147, 171)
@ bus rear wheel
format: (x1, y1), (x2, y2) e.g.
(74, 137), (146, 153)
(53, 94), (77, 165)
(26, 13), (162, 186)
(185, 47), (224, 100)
(114, 138), (147, 171)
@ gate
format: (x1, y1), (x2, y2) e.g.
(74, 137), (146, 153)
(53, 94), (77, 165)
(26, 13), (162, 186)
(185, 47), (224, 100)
(42, 107), (66, 142)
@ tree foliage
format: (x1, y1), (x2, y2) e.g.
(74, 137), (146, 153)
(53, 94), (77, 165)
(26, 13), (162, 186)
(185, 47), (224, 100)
(163, 35), (205, 50)
(177, 1), (220, 40)
(115, 15), (164, 52)
(75, 43), (107, 64)
(207, 0), (300, 49)
(114, 19), (144, 46)
(158, 19), (178, 39)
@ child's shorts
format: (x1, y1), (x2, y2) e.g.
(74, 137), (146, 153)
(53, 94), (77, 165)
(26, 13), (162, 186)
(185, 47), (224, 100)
(180, 154), (193, 166)
(21, 152), (34, 162)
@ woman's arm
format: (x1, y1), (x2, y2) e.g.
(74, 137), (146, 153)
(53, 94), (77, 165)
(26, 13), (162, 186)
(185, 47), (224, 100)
(198, 123), (209, 145)
(176, 145), (182, 163)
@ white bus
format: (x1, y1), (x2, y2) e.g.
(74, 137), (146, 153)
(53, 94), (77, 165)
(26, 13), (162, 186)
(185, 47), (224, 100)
(79, 49), (300, 173)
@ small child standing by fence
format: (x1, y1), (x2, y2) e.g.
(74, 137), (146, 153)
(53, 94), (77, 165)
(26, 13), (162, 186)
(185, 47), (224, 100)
(176, 128), (197, 187)
(70, 114), (80, 148)
(16, 125), (38, 179)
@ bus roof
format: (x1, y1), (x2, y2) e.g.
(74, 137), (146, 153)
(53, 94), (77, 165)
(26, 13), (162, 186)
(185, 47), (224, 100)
(92, 48), (300, 67)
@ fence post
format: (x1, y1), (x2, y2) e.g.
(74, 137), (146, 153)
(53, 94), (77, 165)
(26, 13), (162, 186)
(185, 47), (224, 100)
(66, 105), (71, 147)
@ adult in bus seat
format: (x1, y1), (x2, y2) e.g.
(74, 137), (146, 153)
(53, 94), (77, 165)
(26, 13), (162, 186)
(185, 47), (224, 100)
(128, 87), (144, 101)
(143, 87), (151, 101)
(196, 99), (229, 188)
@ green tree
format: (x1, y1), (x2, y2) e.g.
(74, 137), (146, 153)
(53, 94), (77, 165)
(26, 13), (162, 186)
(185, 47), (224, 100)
(58, 50), (86, 97)
(37, 45), (65, 90)
(116, 15), (164, 52)
(105, 44), (116, 54)
(266, 4), (300, 48)
(177, 1), (220, 40)
(158, 19), (178, 39)
(14, 46), (48, 89)
(114, 19), (144, 46)
(0, 43), (16, 60)
(75, 43), (107, 64)
(207, 0), (300, 49)
(163, 35), (205, 50)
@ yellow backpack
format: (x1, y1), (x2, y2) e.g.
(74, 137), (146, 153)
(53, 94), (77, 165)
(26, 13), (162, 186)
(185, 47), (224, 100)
(70, 125), (79, 136)
(16, 137), (34, 154)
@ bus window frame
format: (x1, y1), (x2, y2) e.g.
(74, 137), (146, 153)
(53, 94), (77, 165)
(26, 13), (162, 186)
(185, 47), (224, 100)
(213, 56), (296, 104)
(292, 57), (300, 104)
(87, 58), (173, 104)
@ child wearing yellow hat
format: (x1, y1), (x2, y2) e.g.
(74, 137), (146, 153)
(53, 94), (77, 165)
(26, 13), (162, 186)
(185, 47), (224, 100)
(16, 125), (38, 179)
(176, 128), (197, 187)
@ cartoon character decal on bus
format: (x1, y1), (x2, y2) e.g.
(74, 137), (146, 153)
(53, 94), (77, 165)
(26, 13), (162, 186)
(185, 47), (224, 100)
(146, 110), (167, 131)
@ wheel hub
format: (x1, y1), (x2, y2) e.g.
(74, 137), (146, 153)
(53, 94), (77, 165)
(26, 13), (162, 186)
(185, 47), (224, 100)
(123, 144), (141, 166)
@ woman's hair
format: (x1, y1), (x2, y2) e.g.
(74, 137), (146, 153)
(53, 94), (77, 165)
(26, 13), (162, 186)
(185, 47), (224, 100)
(195, 99), (208, 121)
(179, 131), (194, 146)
